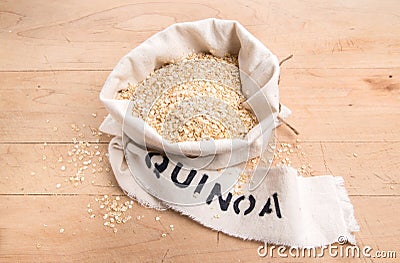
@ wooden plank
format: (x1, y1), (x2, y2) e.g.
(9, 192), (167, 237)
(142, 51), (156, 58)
(297, 142), (400, 196)
(0, 143), (120, 195)
(277, 68), (400, 142)
(0, 71), (111, 143)
(0, 0), (399, 71)
(1, 142), (398, 196)
(0, 195), (398, 262)
(0, 69), (398, 142)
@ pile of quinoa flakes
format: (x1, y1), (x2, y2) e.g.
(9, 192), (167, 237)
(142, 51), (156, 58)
(116, 52), (257, 142)
(115, 52), (314, 196)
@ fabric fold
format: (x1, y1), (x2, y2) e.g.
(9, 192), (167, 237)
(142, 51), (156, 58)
(106, 136), (359, 247)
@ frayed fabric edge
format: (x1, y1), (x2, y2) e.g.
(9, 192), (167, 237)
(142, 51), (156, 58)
(166, 203), (359, 249)
(107, 137), (360, 248)
(334, 176), (360, 245)
(117, 186), (167, 211)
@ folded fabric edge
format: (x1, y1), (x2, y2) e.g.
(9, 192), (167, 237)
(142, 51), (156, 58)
(99, 114), (122, 137)
(279, 104), (292, 120)
(108, 137), (168, 211)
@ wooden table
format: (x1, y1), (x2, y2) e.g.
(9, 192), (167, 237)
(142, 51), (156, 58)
(1, 1), (399, 262)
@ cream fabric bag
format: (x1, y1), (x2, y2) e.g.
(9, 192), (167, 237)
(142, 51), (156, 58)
(100, 18), (359, 247)
(100, 18), (289, 169)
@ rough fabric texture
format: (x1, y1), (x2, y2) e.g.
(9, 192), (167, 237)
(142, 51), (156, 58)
(99, 18), (359, 247)
(107, 136), (359, 247)
(99, 18), (289, 169)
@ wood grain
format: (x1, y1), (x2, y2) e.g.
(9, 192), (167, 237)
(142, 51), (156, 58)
(0, 68), (399, 142)
(0, 143), (120, 195)
(1, 142), (399, 196)
(0, 0), (399, 71)
(1, 195), (398, 262)
(0, 0), (399, 262)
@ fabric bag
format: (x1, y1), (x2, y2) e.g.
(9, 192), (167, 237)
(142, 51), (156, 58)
(99, 18), (359, 247)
